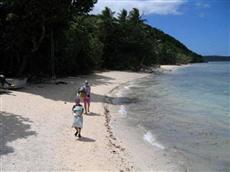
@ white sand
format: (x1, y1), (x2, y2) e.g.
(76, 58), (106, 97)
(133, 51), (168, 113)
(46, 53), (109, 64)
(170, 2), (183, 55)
(161, 64), (191, 72)
(0, 71), (150, 171)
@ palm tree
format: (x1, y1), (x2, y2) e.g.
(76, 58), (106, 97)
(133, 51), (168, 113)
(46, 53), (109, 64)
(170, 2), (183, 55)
(118, 9), (128, 23)
(128, 8), (144, 25)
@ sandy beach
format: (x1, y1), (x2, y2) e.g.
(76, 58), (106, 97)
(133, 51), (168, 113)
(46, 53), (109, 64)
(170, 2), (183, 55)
(0, 71), (150, 171)
(160, 64), (190, 71)
(1, 0), (226, 170)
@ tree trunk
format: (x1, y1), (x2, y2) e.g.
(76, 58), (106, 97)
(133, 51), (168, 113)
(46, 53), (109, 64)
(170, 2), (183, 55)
(50, 28), (56, 79)
(136, 55), (146, 71)
(31, 24), (46, 53)
(18, 55), (28, 77)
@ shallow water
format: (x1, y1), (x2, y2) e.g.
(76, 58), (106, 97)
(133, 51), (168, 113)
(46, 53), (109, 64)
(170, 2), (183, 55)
(109, 62), (230, 171)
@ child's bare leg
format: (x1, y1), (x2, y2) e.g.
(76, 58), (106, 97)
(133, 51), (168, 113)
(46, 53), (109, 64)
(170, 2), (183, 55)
(88, 103), (90, 113)
(78, 128), (81, 138)
(74, 127), (78, 136)
(84, 102), (87, 114)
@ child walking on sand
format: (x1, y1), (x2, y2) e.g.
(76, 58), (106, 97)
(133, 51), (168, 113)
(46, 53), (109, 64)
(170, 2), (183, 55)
(72, 97), (84, 138)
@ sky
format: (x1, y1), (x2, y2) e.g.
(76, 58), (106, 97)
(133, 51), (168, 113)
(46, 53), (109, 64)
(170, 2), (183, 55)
(92, 0), (230, 56)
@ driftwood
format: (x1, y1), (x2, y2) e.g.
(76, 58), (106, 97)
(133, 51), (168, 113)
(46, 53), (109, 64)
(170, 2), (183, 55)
(1, 78), (28, 89)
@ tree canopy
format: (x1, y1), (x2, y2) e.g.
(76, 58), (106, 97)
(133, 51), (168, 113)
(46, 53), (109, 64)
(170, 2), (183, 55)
(0, 4), (203, 77)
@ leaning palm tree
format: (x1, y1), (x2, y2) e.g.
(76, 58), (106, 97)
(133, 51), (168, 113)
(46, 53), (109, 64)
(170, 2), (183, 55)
(128, 8), (144, 25)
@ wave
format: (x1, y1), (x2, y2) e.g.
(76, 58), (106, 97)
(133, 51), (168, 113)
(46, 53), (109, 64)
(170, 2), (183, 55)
(118, 105), (127, 117)
(143, 131), (165, 150)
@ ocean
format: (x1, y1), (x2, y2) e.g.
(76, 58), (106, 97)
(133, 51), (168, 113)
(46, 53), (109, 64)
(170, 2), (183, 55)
(107, 62), (230, 171)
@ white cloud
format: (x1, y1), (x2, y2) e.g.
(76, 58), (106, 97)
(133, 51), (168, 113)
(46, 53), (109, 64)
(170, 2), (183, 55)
(91, 0), (187, 16)
(195, 2), (210, 18)
(195, 2), (210, 9)
(198, 12), (205, 18)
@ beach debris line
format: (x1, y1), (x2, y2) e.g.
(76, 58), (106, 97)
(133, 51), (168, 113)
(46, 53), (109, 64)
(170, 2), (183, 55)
(104, 104), (134, 171)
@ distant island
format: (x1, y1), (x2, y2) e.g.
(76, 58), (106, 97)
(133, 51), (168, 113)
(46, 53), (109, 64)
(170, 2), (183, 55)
(203, 56), (230, 62)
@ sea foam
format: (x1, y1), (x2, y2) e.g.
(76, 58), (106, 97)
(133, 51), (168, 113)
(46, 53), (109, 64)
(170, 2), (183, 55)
(118, 105), (127, 117)
(143, 131), (165, 150)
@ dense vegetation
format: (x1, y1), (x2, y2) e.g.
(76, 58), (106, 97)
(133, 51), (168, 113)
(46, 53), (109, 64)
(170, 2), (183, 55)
(0, 1), (203, 78)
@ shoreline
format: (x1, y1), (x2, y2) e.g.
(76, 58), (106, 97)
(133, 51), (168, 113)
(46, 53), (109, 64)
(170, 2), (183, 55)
(105, 63), (230, 172)
(160, 64), (191, 72)
(1, 71), (150, 171)
(104, 73), (187, 171)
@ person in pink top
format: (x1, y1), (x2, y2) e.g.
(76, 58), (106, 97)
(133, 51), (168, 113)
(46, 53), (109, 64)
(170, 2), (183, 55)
(83, 80), (91, 114)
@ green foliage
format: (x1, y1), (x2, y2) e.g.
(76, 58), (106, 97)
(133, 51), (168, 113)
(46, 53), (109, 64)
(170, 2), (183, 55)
(71, 0), (97, 15)
(62, 17), (103, 75)
(97, 8), (157, 70)
(95, 7), (202, 70)
(0, 0), (97, 77)
(0, 3), (203, 78)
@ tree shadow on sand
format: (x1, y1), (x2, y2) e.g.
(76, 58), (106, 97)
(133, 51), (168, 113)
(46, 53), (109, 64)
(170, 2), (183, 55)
(10, 73), (139, 105)
(0, 89), (12, 95)
(0, 112), (37, 156)
(16, 73), (115, 103)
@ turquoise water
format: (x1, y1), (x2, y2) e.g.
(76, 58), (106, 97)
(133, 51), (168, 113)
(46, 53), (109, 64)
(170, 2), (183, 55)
(111, 62), (230, 171)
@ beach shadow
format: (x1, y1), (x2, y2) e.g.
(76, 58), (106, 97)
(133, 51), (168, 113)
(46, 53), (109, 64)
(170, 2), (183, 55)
(16, 74), (115, 103)
(0, 111), (37, 156)
(11, 72), (139, 105)
(84, 112), (100, 116)
(0, 89), (11, 95)
(76, 136), (96, 142)
(91, 93), (139, 105)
